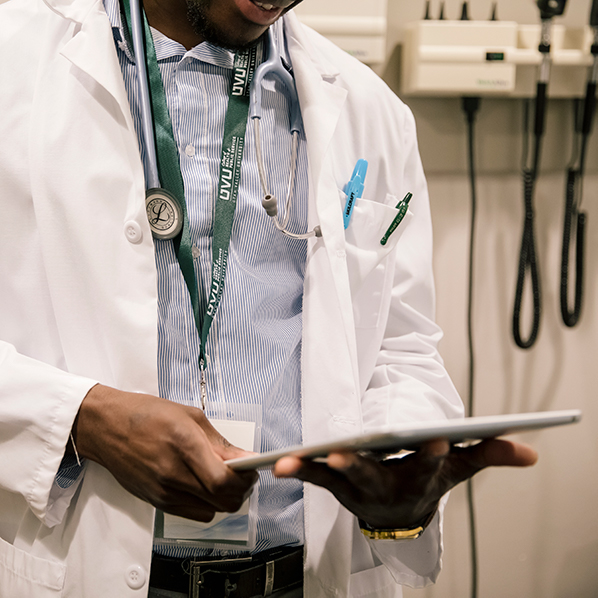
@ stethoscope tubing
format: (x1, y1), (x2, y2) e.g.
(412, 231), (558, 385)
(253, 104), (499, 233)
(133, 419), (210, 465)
(250, 26), (319, 239)
(130, 0), (161, 189)
(131, 6), (317, 240)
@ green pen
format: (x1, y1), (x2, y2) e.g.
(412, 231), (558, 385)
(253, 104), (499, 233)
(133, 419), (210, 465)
(380, 192), (412, 246)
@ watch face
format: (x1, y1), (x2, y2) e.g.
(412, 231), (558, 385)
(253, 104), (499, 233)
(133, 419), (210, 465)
(145, 188), (183, 240)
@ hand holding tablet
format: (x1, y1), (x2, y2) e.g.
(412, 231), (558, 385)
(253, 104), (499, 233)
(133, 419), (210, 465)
(225, 410), (581, 471)
(231, 410), (579, 532)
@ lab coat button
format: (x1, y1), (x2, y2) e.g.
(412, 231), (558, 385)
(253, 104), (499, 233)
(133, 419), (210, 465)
(124, 221), (143, 244)
(125, 564), (146, 589)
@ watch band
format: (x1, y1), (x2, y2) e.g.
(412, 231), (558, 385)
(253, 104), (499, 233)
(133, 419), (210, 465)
(359, 505), (438, 541)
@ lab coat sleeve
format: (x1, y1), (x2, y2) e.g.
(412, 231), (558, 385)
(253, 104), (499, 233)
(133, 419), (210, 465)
(356, 107), (464, 585)
(0, 342), (97, 528)
(363, 496), (448, 588)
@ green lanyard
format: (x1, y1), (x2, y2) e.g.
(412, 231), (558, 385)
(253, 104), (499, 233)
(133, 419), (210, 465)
(200, 50), (256, 406)
(122, 0), (257, 407)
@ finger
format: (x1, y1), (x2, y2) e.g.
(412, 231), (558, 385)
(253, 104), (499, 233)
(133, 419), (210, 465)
(275, 453), (376, 488)
(186, 453), (258, 502)
(176, 433), (258, 508)
(190, 409), (236, 451)
(387, 439), (450, 481)
(273, 455), (303, 477)
(190, 410), (259, 463)
(467, 439), (539, 468)
(418, 438), (451, 459)
(274, 456), (360, 505)
(216, 444), (258, 462)
(326, 451), (388, 491)
(444, 439), (538, 489)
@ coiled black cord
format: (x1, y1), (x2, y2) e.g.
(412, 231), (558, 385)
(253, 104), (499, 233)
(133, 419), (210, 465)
(513, 94), (544, 349)
(560, 79), (594, 327)
(560, 167), (586, 327)
(513, 167), (542, 348)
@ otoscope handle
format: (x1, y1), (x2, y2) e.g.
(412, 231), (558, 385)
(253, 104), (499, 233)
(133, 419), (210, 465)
(534, 82), (548, 138)
(582, 82), (597, 135)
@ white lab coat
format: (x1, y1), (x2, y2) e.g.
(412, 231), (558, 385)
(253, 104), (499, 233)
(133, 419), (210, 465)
(0, 0), (463, 595)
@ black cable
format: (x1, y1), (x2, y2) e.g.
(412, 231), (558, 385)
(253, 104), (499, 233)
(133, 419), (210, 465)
(462, 95), (480, 598)
(512, 7), (565, 349)
(560, 167), (586, 327)
(560, 71), (594, 326)
(512, 87), (544, 349)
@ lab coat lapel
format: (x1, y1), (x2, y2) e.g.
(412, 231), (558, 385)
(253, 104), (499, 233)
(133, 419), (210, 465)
(286, 15), (361, 421)
(286, 15), (360, 598)
(51, 0), (136, 136)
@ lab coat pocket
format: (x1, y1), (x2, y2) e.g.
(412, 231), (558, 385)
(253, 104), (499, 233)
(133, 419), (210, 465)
(343, 192), (413, 296)
(342, 191), (413, 328)
(0, 535), (66, 597)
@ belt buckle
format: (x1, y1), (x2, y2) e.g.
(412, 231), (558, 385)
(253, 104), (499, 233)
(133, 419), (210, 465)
(263, 559), (275, 596)
(189, 556), (253, 598)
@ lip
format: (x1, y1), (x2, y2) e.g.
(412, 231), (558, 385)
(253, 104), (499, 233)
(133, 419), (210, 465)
(234, 0), (287, 26)
(257, 0), (296, 6)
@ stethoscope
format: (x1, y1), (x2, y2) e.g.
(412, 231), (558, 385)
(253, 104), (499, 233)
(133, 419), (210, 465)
(250, 24), (321, 239)
(129, 0), (320, 241)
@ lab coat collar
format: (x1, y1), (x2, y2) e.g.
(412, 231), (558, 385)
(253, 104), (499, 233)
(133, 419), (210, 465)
(283, 12), (340, 81)
(44, 0), (99, 25)
(283, 12), (348, 237)
(50, 0), (136, 140)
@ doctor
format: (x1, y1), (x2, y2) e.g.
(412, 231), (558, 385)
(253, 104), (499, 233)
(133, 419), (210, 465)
(0, 0), (536, 596)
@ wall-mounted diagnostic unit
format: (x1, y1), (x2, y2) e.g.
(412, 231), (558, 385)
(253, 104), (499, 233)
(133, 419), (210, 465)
(402, 5), (595, 97)
(293, 0), (388, 66)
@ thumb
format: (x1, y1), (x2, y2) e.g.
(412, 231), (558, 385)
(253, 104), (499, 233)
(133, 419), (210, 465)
(469, 439), (538, 468)
(191, 409), (257, 461)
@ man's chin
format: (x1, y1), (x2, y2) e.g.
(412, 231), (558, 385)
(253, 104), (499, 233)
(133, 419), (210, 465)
(187, 6), (265, 51)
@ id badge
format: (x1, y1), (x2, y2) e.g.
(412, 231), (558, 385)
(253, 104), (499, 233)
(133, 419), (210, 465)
(155, 405), (261, 551)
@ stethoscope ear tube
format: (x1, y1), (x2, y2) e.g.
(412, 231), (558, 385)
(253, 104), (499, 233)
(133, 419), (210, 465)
(251, 26), (320, 240)
(128, 0), (160, 189)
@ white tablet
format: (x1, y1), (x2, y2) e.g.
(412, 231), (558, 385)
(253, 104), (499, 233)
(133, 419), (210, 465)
(225, 409), (581, 471)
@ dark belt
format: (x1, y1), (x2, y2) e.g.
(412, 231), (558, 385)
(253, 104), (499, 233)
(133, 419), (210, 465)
(150, 546), (303, 598)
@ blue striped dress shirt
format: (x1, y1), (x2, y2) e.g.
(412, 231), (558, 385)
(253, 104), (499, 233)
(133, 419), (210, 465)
(102, 0), (307, 556)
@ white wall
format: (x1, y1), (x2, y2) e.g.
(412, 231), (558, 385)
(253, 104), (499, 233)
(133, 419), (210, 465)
(409, 173), (598, 598)
(379, 1), (598, 597)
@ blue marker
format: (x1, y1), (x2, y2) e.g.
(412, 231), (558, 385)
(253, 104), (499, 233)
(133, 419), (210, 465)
(343, 159), (368, 229)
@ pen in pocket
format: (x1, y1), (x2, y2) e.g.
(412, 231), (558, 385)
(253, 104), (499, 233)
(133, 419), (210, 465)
(343, 159), (368, 229)
(380, 192), (412, 246)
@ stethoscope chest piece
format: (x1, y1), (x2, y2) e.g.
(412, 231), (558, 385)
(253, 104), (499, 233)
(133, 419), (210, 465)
(145, 187), (184, 240)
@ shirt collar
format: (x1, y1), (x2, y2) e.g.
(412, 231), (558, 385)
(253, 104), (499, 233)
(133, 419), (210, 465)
(102, 0), (237, 69)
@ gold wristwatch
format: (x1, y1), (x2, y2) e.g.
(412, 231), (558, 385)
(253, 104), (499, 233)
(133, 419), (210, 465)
(359, 506), (438, 541)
